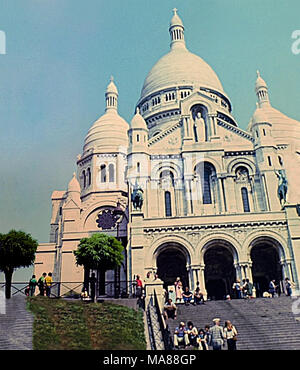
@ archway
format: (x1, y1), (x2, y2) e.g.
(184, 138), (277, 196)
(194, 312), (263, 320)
(251, 239), (283, 297)
(156, 243), (189, 289)
(204, 244), (236, 300)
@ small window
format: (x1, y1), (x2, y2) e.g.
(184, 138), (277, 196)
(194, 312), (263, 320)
(263, 129), (266, 136)
(137, 162), (140, 173)
(108, 164), (114, 183)
(278, 156), (283, 166)
(137, 134), (140, 142)
(241, 187), (250, 212)
(165, 191), (172, 217)
(100, 164), (106, 183)
(87, 168), (91, 186)
(267, 156), (272, 167)
(82, 170), (86, 188)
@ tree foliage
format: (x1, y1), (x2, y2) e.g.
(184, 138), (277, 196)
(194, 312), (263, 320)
(0, 230), (38, 298)
(73, 233), (124, 272)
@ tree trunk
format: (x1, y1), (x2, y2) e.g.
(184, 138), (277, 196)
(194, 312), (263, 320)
(84, 267), (90, 294)
(4, 268), (13, 299)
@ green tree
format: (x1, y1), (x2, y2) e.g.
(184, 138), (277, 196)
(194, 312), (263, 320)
(74, 233), (124, 292)
(0, 230), (38, 299)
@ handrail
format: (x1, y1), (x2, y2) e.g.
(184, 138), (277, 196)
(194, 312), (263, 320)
(0, 280), (138, 299)
(153, 290), (173, 350)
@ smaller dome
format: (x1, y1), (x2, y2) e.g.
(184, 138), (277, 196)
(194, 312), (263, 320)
(130, 108), (148, 130)
(170, 8), (183, 27)
(68, 172), (80, 193)
(84, 110), (129, 153)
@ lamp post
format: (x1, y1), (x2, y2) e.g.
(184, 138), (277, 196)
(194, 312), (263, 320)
(113, 201), (124, 298)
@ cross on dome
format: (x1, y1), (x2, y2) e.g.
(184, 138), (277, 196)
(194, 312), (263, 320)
(173, 8), (177, 15)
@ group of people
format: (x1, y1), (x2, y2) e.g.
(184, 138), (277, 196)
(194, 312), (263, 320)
(173, 318), (238, 351)
(232, 279), (253, 299)
(172, 277), (205, 305)
(25, 272), (53, 297)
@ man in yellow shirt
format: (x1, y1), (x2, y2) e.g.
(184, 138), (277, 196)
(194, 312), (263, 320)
(45, 272), (53, 297)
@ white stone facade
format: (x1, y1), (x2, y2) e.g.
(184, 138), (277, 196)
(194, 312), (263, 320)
(35, 10), (300, 299)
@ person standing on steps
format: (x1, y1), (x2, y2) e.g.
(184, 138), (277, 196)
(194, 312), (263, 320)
(232, 280), (242, 299)
(174, 277), (183, 303)
(285, 277), (293, 296)
(224, 320), (238, 350)
(269, 279), (276, 298)
(209, 318), (225, 350)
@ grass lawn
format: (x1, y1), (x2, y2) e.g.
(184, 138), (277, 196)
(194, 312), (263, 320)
(27, 296), (146, 350)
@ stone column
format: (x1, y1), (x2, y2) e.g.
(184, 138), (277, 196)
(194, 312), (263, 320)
(208, 113), (219, 141)
(198, 265), (207, 299)
(234, 262), (243, 281)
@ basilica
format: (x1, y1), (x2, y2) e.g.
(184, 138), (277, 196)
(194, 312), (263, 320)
(35, 9), (300, 300)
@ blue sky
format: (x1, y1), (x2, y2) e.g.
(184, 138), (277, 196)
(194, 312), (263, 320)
(0, 0), (299, 279)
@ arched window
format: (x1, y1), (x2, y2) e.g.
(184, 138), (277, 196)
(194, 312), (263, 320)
(160, 170), (174, 189)
(202, 163), (214, 204)
(87, 168), (91, 186)
(108, 164), (114, 183)
(165, 191), (172, 217)
(82, 170), (86, 188)
(100, 164), (106, 183)
(241, 187), (250, 212)
(137, 162), (140, 173)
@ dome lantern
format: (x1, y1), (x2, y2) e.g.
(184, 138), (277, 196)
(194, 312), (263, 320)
(169, 8), (186, 50)
(255, 70), (270, 108)
(105, 76), (118, 112)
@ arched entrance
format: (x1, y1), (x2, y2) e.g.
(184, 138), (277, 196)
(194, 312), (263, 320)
(156, 243), (189, 289)
(204, 244), (236, 300)
(251, 239), (283, 297)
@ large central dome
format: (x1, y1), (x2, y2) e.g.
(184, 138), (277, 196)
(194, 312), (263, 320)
(139, 9), (224, 102)
(141, 48), (224, 100)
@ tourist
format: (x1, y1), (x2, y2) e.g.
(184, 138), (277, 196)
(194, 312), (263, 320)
(38, 272), (47, 296)
(187, 321), (198, 347)
(28, 274), (38, 297)
(168, 286), (176, 302)
(232, 280), (242, 299)
(45, 272), (53, 297)
(224, 320), (238, 350)
(89, 272), (97, 302)
(204, 325), (211, 348)
(174, 277), (183, 303)
(285, 277), (293, 296)
(197, 328), (209, 350)
(269, 280), (276, 298)
(246, 278), (253, 298)
(174, 322), (190, 349)
(194, 286), (205, 305)
(242, 279), (249, 299)
(135, 275), (143, 298)
(164, 298), (177, 320)
(182, 287), (193, 305)
(80, 287), (89, 301)
(209, 318), (225, 350)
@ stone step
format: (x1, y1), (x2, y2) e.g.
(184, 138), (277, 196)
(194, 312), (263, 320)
(168, 296), (300, 350)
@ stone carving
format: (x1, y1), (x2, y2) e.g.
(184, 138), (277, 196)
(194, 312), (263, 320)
(194, 112), (206, 142)
(131, 183), (144, 210)
(275, 170), (288, 207)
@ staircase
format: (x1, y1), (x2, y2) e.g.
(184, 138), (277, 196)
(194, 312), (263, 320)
(167, 296), (300, 350)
